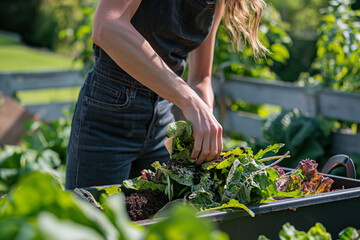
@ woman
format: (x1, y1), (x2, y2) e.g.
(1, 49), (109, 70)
(65, 0), (266, 190)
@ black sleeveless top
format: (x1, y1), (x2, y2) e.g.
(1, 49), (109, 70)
(93, 0), (216, 78)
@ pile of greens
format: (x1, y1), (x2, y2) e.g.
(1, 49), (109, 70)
(123, 121), (335, 216)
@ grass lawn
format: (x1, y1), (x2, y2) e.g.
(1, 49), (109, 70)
(0, 31), (83, 105)
(0, 31), (82, 73)
(16, 87), (81, 105)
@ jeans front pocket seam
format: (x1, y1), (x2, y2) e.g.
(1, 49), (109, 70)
(93, 81), (121, 99)
(85, 90), (131, 112)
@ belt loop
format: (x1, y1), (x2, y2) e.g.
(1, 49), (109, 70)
(130, 80), (137, 99)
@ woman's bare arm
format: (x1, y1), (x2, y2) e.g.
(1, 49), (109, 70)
(187, 1), (225, 163)
(188, 0), (224, 110)
(91, 0), (222, 163)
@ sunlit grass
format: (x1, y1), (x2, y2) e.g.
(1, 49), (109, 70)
(0, 32), (82, 72)
(17, 87), (81, 105)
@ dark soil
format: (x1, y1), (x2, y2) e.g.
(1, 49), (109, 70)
(125, 189), (168, 221)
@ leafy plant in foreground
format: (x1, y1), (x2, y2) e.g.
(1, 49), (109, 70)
(0, 108), (72, 194)
(0, 172), (228, 240)
(258, 222), (360, 240)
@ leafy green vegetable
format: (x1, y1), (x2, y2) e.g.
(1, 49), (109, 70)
(0, 145), (63, 194)
(0, 109), (72, 194)
(206, 199), (255, 217)
(260, 222), (360, 240)
(254, 143), (285, 159)
(165, 120), (195, 165)
(279, 222), (331, 240)
(122, 178), (165, 192)
(161, 162), (195, 187)
(275, 159), (334, 195)
(338, 227), (360, 240)
(102, 186), (122, 196)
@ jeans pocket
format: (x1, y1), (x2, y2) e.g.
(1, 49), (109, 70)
(85, 77), (132, 111)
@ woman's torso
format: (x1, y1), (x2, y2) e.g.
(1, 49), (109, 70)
(94, 0), (216, 77)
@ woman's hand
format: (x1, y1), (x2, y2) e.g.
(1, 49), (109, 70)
(181, 95), (223, 165)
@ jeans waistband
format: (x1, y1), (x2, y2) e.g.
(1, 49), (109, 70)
(93, 58), (153, 92)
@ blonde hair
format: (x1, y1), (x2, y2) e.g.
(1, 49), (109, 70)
(223, 0), (267, 57)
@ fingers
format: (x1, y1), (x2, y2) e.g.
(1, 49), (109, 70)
(192, 137), (202, 163)
(197, 131), (210, 164)
(216, 125), (223, 160)
(206, 129), (218, 162)
(192, 120), (223, 165)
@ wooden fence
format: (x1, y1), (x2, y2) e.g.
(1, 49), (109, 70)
(212, 75), (360, 156)
(1, 71), (360, 155)
(0, 71), (83, 120)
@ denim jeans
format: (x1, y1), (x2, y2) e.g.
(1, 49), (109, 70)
(65, 60), (175, 190)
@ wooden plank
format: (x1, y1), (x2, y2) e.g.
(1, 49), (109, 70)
(7, 71), (84, 92)
(25, 102), (74, 121)
(221, 76), (317, 116)
(0, 74), (14, 96)
(0, 94), (36, 145)
(223, 110), (263, 139)
(318, 90), (360, 123)
(331, 132), (360, 155)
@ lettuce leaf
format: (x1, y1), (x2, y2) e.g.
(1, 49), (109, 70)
(122, 177), (166, 192)
(254, 143), (285, 160)
(338, 227), (360, 240)
(161, 161), (195, 187)
(166, 121), (195, 165)
(206, 199), (255, 217)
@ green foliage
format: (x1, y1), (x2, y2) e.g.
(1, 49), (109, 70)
(259, 222), (360, 240)
(339, 227), (360, 240)
(0, 109), (72, 193)
(23, 109), (72, 163)
(72, 0), (97, 74)
(298, 0), (360, 92)
(0, 145), (63, 194)
(31, 0), (84, 51)
(213, 4), (291, 80)
(0, 172), (229, 240)
(143, 121), (324, 215)
(145, 204), (229, 240)
(0, 172), (113, 240)
(165, 121), (195, 165)
(0, 0), (96, 56)
(258, 109), (334, 168)
(279, 222), (331, 240)
(270, 0), (328, 39)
